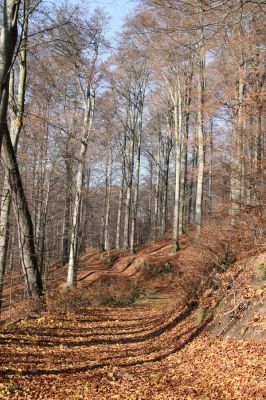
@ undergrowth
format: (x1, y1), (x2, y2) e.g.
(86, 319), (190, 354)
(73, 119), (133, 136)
(46, 276), (146, 315)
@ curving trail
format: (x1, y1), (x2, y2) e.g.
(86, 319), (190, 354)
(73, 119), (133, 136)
(0, 242), (265, 399)
(0, 302), (265, 399)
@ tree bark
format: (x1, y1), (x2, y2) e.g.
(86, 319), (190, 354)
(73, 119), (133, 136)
(195, 24), (205, 231)
(0, 3), (40, 305)
(178, 69), (192, 235)
(153, 130), (161, 239)
(130, 128), (141, 254)
(103, 154), (112, 251)
(161, 123), (171, 236)
(61, 158), (72, 265)
(172, 85), (182, 253)
(123, 134), (134, 250)
(115, 138), (126, 250)
(0, 173), (11, 305)
(67, 88), (95, 286)
(2, 121), (43, 297)
(208, 119), (213, 213)
(0, 0), (21, 152)
(230, 41), (246, 224)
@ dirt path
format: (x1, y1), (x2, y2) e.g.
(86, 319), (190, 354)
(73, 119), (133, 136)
(0, 303), (265, 399)
(0, 243), (265, 399)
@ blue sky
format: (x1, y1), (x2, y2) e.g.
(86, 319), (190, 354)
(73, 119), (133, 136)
(53, 0), (137, 38)
(90, 0), (136, 37)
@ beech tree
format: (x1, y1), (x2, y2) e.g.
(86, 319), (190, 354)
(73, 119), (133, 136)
(0, 0), (20, 152)
(61, 10), (107, 286)
(0, 0), (264, 308)
(0, 0), (43, 301)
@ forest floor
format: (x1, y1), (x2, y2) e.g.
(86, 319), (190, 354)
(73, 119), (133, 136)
(0, 237), (265, 399)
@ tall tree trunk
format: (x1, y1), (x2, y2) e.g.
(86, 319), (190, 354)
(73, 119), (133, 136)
(230, 41), (246, 224)
(153, 130), (161, 239)
(147, 159), (153, 241)
(195, 27), (205, 231)
(178, 69), (192, 235)
(61, 159), (72, 265)
(188, 146), (197, 225)
(115, 181), (124, 250)
(130, 129), (141, 254)
(172, 85), (182, 253)
(0, 3), (39, 305)
(61, 120), (75, 265)
(67, 141), (87, 285)
(2, 122), (43, 297)
(67, 88), (95, 286)
(123, 185), (131, 250)
(115, 134), (126, 249)
(161, 125), (171, 236)
(123, 134), (134, 250)
(39, 167), (52, 276)
(35, 114), (49, 260)
(103, 154), (112, 251)
(101, 158), (108, 251)
(0, 0), (20, 152)
(208, 119), (213, 213)
(0, 173), (11, 306)
(61, 204), (71, 265)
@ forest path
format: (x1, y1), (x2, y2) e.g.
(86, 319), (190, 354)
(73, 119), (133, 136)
(0, 300), (265, 399)
(0, 244), (265, 399)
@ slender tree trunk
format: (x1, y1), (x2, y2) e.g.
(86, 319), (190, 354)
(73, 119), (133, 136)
(147, 159), (153, 241)
(254, 105), (263, 201)
(2, 121), (43, 297)
(0, 0), (20, 152)
(0, 4), (39, 305)
(178, 70), (192, 235)
(101, 159), (108, 251)
(39, 168), (52, 276)
(208, 119), (213, 213)
(78, 167), (91, 255)
(67, 90), (94, 286)
(115, 182), (124, 249)
(123, 185), (131, 250)
(153, 131), (161, 239)
(161, 127), (171, 236)
(78, 198), (87, 255)
(230, 118), (242, 223)
(172, 86), (182, 253)
(130, 130), (141, 254)
(35, 117), (49, 260)
(115, 170), (124, 249)
(103, 154), (112, 251)
(188, 146), (197, 224)
(115, 134), (126, 249)
(178, 110), (189, 235)
(67, 141), (87, 285)
(161, 143), (167, 235)
(61, 204), (70, 265)
(195, 38), (205, 231)
(230, 49), (245, 224)
(61, 159), (72, 265)
(0, 173), (11, 306)
(61, 193), (71, 265)
(123, 134), (134, 250)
